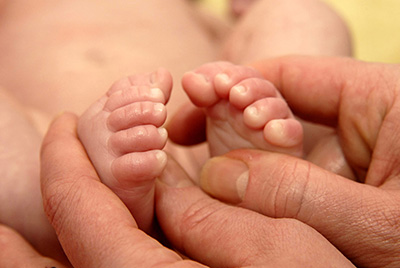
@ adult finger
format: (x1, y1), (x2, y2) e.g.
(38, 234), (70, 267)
(155, 156), (354, 268)
(250, 56), (397, 124)
(40, 113), (201, 268)
(251, 56), (400, 185)
(0, 224), (67, 268)
(200, 149), (400, 268)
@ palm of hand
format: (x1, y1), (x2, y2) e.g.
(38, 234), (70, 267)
(337, 63), (400, 186)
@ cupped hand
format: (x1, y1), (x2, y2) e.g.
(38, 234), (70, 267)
(0, 112), (354, 267)
(200, 56), (400, 268)
(40, 113), (189, 267)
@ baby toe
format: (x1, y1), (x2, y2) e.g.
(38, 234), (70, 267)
(214, 65), (263, 98)
(243, 98), (291, 129)
(107, 102), (166, 131)
(264, 119), (304, 149)
(111, 150), (167, 187)
(229, 78), (277, 109)
(109, 125), (168, 155)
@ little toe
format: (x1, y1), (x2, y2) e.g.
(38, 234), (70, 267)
(111, 150), (167, 187)
(243, 98), (291, 129)
(111, 149), (167, 233)
(264, 119), (304, 149)
(107, 102), (166, 131)
(229, 78), (277, 109)
(109, 126), (168, 155)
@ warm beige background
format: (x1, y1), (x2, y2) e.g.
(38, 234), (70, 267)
(200, 0), (400, 63)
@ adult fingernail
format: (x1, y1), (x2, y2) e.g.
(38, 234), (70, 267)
(200, 157), (249, 204)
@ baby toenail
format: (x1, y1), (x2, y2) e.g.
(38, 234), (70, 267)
(153, 103), (165, 113)
(192, 72), (209, 83)
(246, 106), (259, 117)
(232, 85), (247, 95)
(216, 73), (231, 85)
(158, 127), (168, 140)
(155, 150), (167, 167)
(150, 88), (164, 100)
(269, 121), (284, 136)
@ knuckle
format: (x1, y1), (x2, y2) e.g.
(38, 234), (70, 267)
(42, 182), (68, 233)
(178, 198), (230, 250)
(42, 174), (87, 235)
(179, 198), (220, 234)
(270, 159), (313, 219)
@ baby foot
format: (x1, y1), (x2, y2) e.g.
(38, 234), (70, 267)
(181, 61), (303, 157)
(77, 68), (172, 233)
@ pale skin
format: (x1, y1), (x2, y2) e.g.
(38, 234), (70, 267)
(78, 61), (304, 233)
(0, 0), (219, 261)
(80, 0), (351, 256)
(8, 59), (400, 268)
(0, 0), (352, 265)
(199, 56), (400, 267)
(1, 113), (355, 267)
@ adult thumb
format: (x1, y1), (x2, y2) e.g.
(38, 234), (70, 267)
(200, 149), (400, 267)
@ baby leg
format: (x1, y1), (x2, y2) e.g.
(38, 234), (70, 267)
(223, 0), (352, 63)
(78, 68), (172, 233)
(182, 61), (303, 157)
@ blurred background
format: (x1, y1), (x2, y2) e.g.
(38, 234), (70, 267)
(200, 0), (400, 63)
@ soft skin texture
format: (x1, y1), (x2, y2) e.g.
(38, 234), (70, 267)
(77, 68), (172, 234)
(180, 61), (304, 157)
(0, 0), (352, 259)
(200, 56), (400, 268)
(0, 112), (353, 267)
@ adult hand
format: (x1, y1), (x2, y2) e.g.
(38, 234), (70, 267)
(199, 56), (400, 268)
(0, 112), (353, 267)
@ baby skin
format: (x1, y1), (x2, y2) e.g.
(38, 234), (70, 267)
(78, 62), (303, 233)
(77, 68), (172, 233)
(181, 61), (303, 158)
